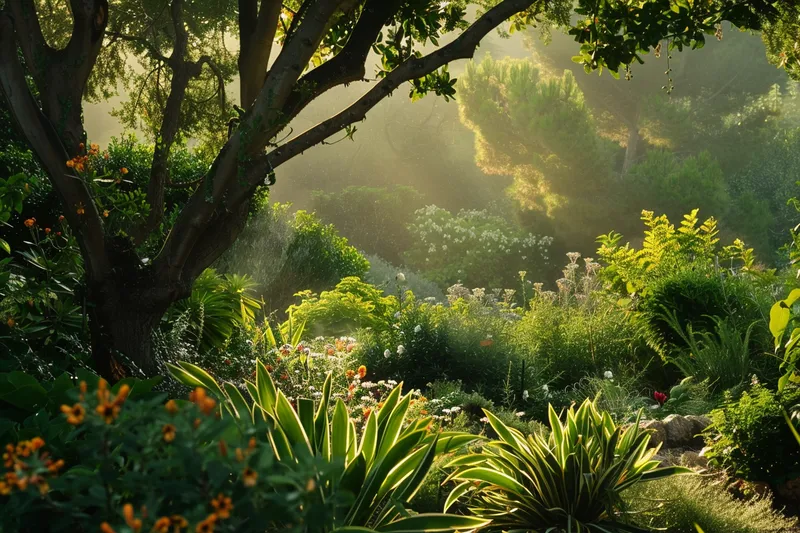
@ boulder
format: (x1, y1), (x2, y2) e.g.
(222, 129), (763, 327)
(686, 415), (712, 436)
(663, 414), (696, 448)
(642, 420), (666, 448)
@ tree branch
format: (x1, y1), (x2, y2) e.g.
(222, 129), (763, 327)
(0, 10), (111, 279)
(105, 30), (170, 63)
(238, 0), (282, 108)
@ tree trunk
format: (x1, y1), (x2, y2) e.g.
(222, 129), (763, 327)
(622, 120), (641, 176)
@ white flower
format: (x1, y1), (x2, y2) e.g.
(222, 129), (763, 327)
(397, 345), (406, 355)
(542, 384), (549, 393)
(442, 408), (452, 415)
(650, 404), (661, 410)
(451, 406), (461, 413)
(515, 411), (525, 417)
(414, 325), (422, 334)
(384, 349), (391, 359)
(604, 370), (614, 380)
(479, 416), (489, 423)
(522, 390), (529, 400)
(361, 381), (375, 389)
(396, 272), (406, 283)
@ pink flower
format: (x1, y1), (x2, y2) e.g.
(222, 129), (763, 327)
(653, 391), (667, 405)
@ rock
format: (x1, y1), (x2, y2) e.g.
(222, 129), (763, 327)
(663, 414), (696, 448)
(686, 415), (712, 436)
(680, 450), (708, 470)
(642, 420), (666, 448)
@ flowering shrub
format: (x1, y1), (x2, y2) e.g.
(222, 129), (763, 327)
(405, 205), (552, 289)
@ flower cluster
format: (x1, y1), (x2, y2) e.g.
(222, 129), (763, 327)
(1, 437), (64, 497)
(60, 379), (131, 426)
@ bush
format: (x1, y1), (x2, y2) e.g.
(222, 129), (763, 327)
(405, 205), (552, 289)
(311, 185), (425, 264)
(624, 474), (798, 532)
(446, 399), (688, 532)
(217, 205), (369, 314)
(356, 293), (523, 404)
(287, 277), (398, 337)
(705, 384), (800, 485)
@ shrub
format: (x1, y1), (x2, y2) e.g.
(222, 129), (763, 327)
(217, 205), (369, 314)
(311, 185), (425, 264)
(405, 205), (552, 289)
(287, 277), (398, 337)
(356, 293), (522, 404)
(624, 474), (798, 532)
(445, 400), (688, 531)
(705, 384), (800, 485)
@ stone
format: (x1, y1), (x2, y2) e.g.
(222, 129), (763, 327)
(680, 450), (708, 470)
(663, 414), (696, 448)
(686, 415), (712, 436)
(642, 420), (666, 448)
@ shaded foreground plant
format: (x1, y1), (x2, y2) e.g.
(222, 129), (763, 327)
(169, 360), (487, 532)
(445, 399), (689, 532)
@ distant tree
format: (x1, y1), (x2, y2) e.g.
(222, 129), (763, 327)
(0, 0), (794, 380)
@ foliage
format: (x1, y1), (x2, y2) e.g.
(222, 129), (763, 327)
(288, 277), (398, 337)
(218, 206), (369, 314)
(660, 377), (716, 417)
(356, 291), (523, 405)
(168, 362), (487, 531)
(445, 399), (688, 532)
(311, 186), (426, 265)
(405, 204), (552, 289)
(623, 474), (798, 533)
(664, 312), (756, 393)
(164, 268), (260, 354)
(363, 254), (445, 302)
(705, 384), (800, 485)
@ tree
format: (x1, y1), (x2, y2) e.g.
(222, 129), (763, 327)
(0, 0), (794, 380)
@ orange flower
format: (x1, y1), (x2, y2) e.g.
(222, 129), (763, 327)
(171, 516), (188, 530)
(96, 402), (120, 424)
(242, 467), (257, 487)
(99, 522), (116, 533)
(345, 369), (355, 379)
(357, 365), (367, 379)
(420, 410), (428, 415)
(480, 339), (494, 347)
(3, 444), (15, 468)
(165, 399), (179, 414)
(6, 318), (14, 328)
(248, 437), (257, 450)
(123, 503), (142, 532)
(121, 167), (129, 175)
(218, 440), (228, 457)
(0, 481), (10, 496)
(75, 162), (85, 173)
(58, 215), (65, 222)
(45, 227), (51, 234)
(24, 218), (36, 228)
(200, 397), (216, 416)
(189, 387), (206, 403)
(76, 203), (85, 215)
(78, 142), (85, 151)
(103, 210), (109, 218)
(66, 159), (75, 168)
(162, 424), (176, 443)
(114, 384), (131, 406)
(210, 493), (233, 519)
(306, 478), (316, 492)
(97, 379), (110, 402)
(60, 403), (86, 425)
(47, 458), (65, 474)
(195, 514), (217, 533)
(362, 407), (371, 419)
(30, 437), (45, 451)
(154, 517), (172, 533)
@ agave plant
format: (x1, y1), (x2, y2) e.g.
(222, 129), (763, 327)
(445, 399), (689, 532)
(168, 360), (488, 532)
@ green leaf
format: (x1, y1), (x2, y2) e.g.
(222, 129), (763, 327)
(375, 514), (491, 532)
(0, 238), (9, 254)
(175, 362), (225, 399)
(256, 359), (278, 414)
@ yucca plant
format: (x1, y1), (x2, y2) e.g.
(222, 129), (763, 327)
(445, 399), (689, 532)
(168, 360), (488, 532)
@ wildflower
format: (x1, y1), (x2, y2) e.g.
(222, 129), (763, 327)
(165, 399), (179, 414)
(396, 272), (406, 283)
(123, 503), (142, 532)
(171, 516), (188, 530)
(306, 478), (316, 491)
(76, 203), (85, 215)
(518, 271), (527, 280)
(346, 342), (356, 352)
(121, 167), (129, 175)
(397, 345), (405, 355)
(66, 159), (75, 168)
(357, 365), (367, 379)
(103, 210), (109, 217)
(162, 424), (177, 443)
(383, 349), (391, 359)
(604, 370), (614, 380)
(480, 416), (489, 424)
(653, 391), (667, 405)
(414, 324), (422, 334)
(363, 407), (372, 419)
(522, 390), (529, 400)
(515, 411), (525, 417)
(24, 218), (36, 228)
(218, 439), (228, 457)
(211, 494), (233, 519)
(154, 517), (172, 533)
(100, 523), (116, 533)
(45, 227), (51, 234)
(346, 369), (355, 379)
(195, 514), (217, 533)
(96, 401), (120, 424)
(60, 403), (86, 425)
(6, 318), (14, 328)
(242, 467), (258, 487)
(58, 215), (65, 222)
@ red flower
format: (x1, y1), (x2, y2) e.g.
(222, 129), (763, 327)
(653, 391), (667, 405)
